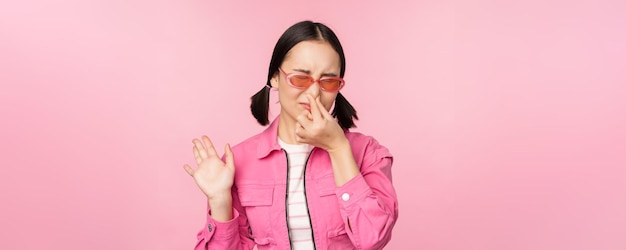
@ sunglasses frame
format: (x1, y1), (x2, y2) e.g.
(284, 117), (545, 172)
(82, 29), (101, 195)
(278, 67), (345, 92)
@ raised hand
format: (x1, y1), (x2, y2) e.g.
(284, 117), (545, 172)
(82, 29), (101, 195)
(295, 95), (348, 152)
(183, 136), (235, 202)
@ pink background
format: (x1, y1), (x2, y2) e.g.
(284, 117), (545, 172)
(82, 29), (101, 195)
(1, 0), (625, 249)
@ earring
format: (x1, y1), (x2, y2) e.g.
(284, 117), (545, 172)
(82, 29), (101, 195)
(267, 83), (278, 91)
(267, 85), (279, 103)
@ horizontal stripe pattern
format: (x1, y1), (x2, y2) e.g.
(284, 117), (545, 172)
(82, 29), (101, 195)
(279, 138), (314, 250)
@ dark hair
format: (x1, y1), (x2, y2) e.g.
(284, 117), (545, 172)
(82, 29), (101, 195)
(250, 20), (358, 129)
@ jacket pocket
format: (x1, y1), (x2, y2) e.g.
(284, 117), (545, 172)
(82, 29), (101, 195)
(238, 184), (274, 206)
(327, 227), (354, 249)
(237, 182), (275, 242)
(253, 237), (276, 250)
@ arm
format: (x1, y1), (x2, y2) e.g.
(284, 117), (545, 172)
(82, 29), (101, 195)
(194, 186), (256, 250)
(333, 138), (398, 249)
(295, 96), (398, 248)
(183, 136), (256, 249)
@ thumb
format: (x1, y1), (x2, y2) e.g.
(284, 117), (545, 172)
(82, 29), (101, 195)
(183, 164), (194, 176)
(224, 143), (235, 170)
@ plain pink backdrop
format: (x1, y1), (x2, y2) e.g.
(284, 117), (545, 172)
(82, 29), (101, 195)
(1, 0), (625, 249)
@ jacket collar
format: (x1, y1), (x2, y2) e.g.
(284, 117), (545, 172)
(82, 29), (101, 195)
(256, 116), (283, 159)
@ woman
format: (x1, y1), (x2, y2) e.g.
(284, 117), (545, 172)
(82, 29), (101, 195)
(184, 20), (398, 250)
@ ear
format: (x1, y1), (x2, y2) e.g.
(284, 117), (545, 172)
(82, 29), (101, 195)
(270, 72), (279, 88)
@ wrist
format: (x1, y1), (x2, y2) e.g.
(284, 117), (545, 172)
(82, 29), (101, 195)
(326, 138), (360, 186)
(208, 192), (232, 207)
(208, 194), (233, 222)
(326, 137), (350, 155)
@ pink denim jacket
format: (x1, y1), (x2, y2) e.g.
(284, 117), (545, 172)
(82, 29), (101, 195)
(195, 117), (398, 249)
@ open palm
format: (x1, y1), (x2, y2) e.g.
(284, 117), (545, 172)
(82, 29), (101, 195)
(183, 136), (234, 200)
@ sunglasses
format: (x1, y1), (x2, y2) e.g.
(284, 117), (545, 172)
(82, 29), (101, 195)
(278, 68), (345, 92)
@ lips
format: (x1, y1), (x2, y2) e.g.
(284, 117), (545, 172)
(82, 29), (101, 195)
(300, 103), (311, 111)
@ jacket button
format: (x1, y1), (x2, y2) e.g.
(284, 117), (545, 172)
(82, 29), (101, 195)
(208, 224), (213, 232)
(341, 193), (350, 201)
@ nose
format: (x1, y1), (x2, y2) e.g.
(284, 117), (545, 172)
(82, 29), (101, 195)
(305, 80), (321, 99)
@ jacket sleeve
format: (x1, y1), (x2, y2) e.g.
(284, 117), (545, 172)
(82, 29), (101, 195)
(334, 137), (398, 249)
(194, 185), (256, 250)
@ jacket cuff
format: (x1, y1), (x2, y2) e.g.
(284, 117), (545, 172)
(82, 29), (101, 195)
(201, 208), (240, 241)
(334, 174), (372, 208)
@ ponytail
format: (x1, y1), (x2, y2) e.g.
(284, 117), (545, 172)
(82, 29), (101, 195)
(332, 92), (358, 129)
(250, 85), (271, 126)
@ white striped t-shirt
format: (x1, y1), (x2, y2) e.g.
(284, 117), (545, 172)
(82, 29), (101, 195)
(278, 138), (315, 250)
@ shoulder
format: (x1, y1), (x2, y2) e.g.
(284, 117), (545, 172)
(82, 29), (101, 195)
(345, 131), (388, 149)
(345, 131), (392, 159)
(229, 132), (263, 156)
(344, 131), (375, 143)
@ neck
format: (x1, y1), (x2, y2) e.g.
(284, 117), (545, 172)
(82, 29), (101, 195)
(277, 112), (302, 145)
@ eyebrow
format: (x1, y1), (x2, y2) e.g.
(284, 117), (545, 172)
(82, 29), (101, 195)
(292, 68), (339, 77)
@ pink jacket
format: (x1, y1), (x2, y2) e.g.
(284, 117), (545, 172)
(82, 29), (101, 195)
(195, 118), (398, 249)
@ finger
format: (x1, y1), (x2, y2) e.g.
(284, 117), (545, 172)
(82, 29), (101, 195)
(224, 143), (235, 170)
(295, 124), (302, 136)
(295, 134), (305, 143)
(307, 95), (322, 120)
(296, 111), (312, 129)
(193, 139), (208, 159)
(193, 146), (202, 165)
(316, 96), (333, 119)
(202, 136), (219, 157)
(295, 126), (308, 143)
(183, 164), (194, 176)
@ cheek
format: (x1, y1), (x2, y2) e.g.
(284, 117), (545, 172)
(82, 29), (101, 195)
(322, 95), (337, 111)
(278, 87), (301, 104)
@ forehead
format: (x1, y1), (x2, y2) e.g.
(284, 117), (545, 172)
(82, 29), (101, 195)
(282, 40), (341, 71)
